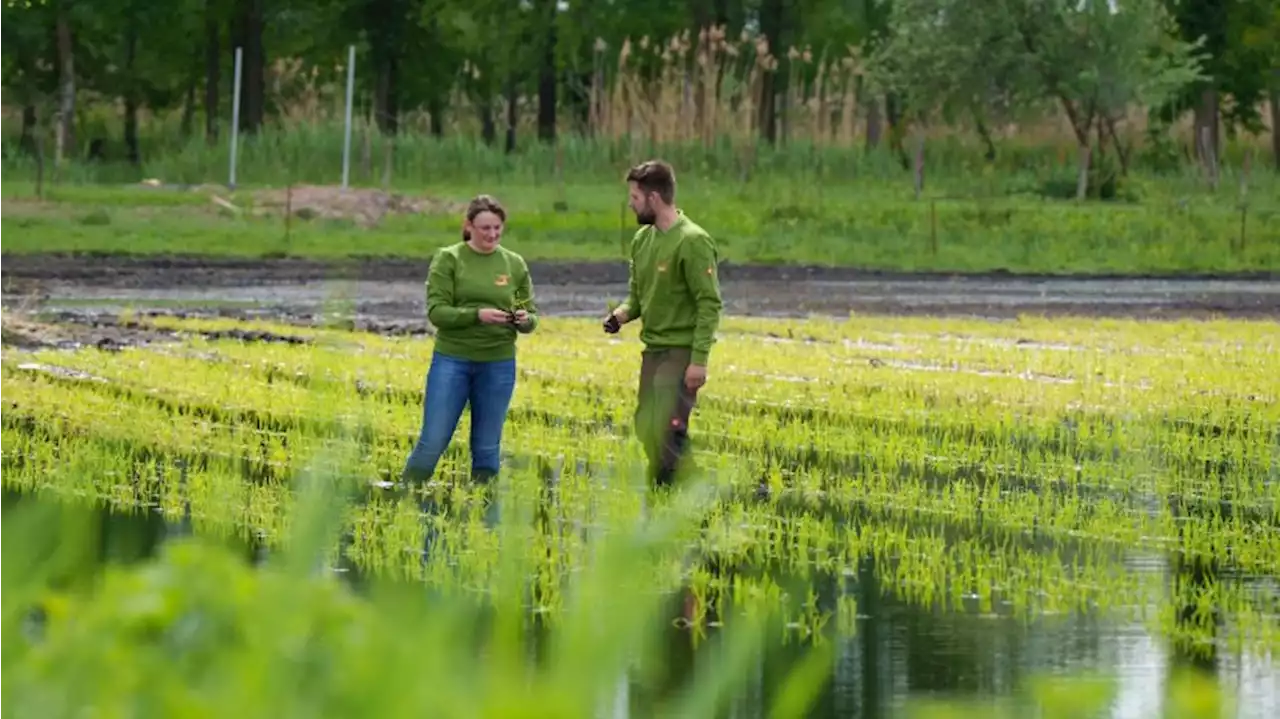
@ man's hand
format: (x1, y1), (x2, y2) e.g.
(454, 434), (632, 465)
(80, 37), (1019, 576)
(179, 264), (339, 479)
(684, 364), (707, 392)
(513, 310), (531, 327)
(478, 308), (511, 325)
(603, 307), (628, 334)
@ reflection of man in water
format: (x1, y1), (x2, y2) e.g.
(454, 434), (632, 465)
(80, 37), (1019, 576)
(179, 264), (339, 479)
(603, 159), (723, 487)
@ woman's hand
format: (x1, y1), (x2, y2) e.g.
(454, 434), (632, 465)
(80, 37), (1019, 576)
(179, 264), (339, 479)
(478, 308), (512, 325)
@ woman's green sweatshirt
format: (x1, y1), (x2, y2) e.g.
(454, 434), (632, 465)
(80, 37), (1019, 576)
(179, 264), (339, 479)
(425, 241), (539, 361)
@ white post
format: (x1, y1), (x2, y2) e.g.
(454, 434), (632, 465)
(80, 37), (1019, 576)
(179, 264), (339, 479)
(229, 46), (243, 189)
(342, 45), (356, 189)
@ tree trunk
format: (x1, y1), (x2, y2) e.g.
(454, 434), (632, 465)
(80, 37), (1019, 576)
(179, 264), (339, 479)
(232, 0), (266, 134)
(689, 0), (711, 29)
(420, 10), (445, 138)
(124, 14), (140, 165)
(973, 108), (996, 161)
(55, 3), (75, 164)
(373, 54), (401, 134)
(865, 93), (882, 149)
(756, 0), (784, 145)
(246, 0), (266, 132)
(181, 72), (197, 138)
(1104, 115), (1130, 176)
(1063, 103), (1094, 201)
(885, 92), (909, 169)
(20, 104), (38, 156)
(367, 0), (404, 135)
(428, 94), (445, 137)
(536, 7), (557, 144)
(480, 98), (497, 146)
(505, 76), (519, 154)
(1076, 142), (1091, 201)
(1193, 86), (1220, 168)
(205, 0), (220, 144)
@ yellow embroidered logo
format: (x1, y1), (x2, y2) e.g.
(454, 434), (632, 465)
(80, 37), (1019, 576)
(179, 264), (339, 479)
(657, 262), (668, 273)
(705, 266), (714, 275)
(494, 274), (509, 286)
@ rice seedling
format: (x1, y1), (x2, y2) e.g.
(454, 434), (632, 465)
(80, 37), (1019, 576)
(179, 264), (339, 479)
(2, 310), (1277, 713)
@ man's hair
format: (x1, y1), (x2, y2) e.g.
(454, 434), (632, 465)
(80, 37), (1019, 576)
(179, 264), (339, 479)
(626, 160), (676, 205)
(462, 194), (506, 241)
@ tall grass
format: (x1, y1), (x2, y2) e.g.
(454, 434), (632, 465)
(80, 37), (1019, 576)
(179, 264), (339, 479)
(1, 22), (1273, 196)
(3, 125), (1274, 209)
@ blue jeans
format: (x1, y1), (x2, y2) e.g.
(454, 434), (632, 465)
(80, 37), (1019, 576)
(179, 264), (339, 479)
(401, 351), (517, 483)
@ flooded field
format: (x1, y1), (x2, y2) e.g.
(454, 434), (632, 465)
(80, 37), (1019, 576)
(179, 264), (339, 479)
(3, 254), (1279, 717)
(4, 255), (1279, 332)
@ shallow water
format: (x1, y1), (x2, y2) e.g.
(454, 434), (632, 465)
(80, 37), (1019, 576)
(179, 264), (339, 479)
(5, 487), (1275, 718)
(6, 252), (1280, 326)
(5, 254), (1277, 715)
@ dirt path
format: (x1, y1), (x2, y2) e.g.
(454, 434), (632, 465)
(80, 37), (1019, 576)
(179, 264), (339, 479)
(3, 254), (1278, 335)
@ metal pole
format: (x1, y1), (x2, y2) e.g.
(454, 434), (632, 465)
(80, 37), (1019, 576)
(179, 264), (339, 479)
(229, 46), (243, 189)
(342, 44), (356, 189)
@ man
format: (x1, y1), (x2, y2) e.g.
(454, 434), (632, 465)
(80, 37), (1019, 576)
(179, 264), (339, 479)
(604, 160), (723, 487)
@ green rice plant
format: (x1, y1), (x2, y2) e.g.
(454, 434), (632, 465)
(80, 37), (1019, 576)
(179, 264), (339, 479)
(3, 309), (1276, 680)
(2, 421), (834, 719)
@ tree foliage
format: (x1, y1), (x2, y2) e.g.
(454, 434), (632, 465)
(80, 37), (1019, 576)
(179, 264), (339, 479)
(0, 0), (1272, 168)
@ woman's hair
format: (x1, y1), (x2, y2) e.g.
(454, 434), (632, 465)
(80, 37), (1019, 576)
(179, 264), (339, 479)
(462, 194), (506, 242)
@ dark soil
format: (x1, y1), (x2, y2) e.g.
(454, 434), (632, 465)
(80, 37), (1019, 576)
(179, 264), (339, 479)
(3, 253), (1279, 333)
(3, 252), (1277, 287)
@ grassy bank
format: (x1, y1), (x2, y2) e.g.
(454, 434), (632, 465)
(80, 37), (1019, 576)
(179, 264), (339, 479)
(3, 133), (1277, 275)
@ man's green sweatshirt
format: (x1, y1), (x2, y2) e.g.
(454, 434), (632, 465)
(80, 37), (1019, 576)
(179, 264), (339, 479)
(617, 211), (723, 366)
(426, 241), (539, 362)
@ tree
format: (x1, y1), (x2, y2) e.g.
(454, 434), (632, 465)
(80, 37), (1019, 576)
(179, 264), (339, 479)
(868, 0), (1206, 195)
(1161, 0), (1276, 170)
(866, 0), (1041, 160)
(1230, 0), (1280, 170)
(2, 0), (59, 155)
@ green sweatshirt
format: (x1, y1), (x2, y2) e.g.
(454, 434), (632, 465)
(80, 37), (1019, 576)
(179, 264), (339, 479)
(617, 211), (724, 365)
(425, 241), (539, 362)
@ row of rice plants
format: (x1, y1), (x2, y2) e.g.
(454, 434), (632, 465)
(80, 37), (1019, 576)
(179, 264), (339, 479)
(7, 314), (1275, 564)
(3, 312), (1276, 661)
(9, 414), (1275, 660)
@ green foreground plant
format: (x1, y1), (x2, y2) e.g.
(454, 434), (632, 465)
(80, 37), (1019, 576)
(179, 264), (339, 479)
(2, 430), (827, 718)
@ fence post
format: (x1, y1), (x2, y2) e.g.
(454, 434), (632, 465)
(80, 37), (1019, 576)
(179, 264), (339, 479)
(1238, 149), (1251, 255)
(930, 199), (938, 256)
(229, 46), (242, 189)
(913, 133), (925, 200)
(342, 45), (356, 189)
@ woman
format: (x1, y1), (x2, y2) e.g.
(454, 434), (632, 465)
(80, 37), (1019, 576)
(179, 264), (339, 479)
(401, 194), (539, 485)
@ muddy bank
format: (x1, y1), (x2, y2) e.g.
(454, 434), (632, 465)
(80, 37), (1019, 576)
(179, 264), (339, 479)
(3, 253), (1279, 325)
(3, 252), (1277, 287)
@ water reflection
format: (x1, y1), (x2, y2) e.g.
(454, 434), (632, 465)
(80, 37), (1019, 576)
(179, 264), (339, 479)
(617, 520), (1280, 718)
(4, 487), (1276, 719)
(636, 554), (1278, 719)
(1, 486), (271, 577)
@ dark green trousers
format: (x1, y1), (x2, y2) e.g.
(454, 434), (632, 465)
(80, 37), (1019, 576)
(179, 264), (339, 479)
(634, 347), (700, 485)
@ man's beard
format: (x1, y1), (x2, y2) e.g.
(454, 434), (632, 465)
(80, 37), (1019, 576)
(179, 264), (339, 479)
(634, 206), (656, 226)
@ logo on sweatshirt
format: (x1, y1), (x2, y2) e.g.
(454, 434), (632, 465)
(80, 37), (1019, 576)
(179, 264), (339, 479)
(656, 262), (668, 273)
(494, 274), (509, 286)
